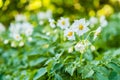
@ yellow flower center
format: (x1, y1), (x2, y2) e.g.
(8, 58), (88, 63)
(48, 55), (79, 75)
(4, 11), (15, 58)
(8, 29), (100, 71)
(79, 24), (84, 30)
(16, 35), (19, 39)
(62, 21), (65, 25)
(68, 31), (73, 36)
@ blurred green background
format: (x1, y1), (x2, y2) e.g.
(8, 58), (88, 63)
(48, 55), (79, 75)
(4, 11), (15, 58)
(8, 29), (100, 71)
(0, 0), (120, 26)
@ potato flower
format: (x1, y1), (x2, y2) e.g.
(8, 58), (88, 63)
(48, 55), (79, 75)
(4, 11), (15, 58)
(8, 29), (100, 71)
(64, 28), (75, 40)
(4, 40), (9, 44)
(93, 27), (102, 40)
(49, 18), (56, 28)
(21, 22), (33, 36)
(9, 22), (34, 40)
(99, 16), (108, 27)
(71, 18), (89, 36)
(89, 17), (98, 27)
(57, 17), (70, 29)
(74, 41), (86, 53)
(75, 40), (91, 53)
(13, 33), (22, 41)
(37, 10), (52, 20)
(19, 41), (24, 47)
(11, 42), (17, 48)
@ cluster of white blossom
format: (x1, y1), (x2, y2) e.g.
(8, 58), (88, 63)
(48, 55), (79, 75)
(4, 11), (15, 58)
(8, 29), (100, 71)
(89, 16), (108, 28)
(49, 17), (90, 40)
(3, 14), (33, 47)
(9, 22), (33, 41)
(49, 16), (108, 53)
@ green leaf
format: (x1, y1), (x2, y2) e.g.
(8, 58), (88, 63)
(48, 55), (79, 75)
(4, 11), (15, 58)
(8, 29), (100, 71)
(48, 46), (55, 54)
(65, 65), (76, 76)
(36, 40), (48, 46)
(113, 48), (120, 57)
(94, 66), (109, 76)
(46, 59), (56, 73)
(54, 74), (63, 80)
(84, 50), (93, 61)
(44, 59), (53, 65)
(52, 63), (63, 72)
(77, 66), (84, 74)
(91, 60), (100, 66)
(107, 63), (120, 73)
(82, 68), (94, 79)
(109, 71), (120, 80)
(33, 67), (47, 80)
(29, 57), (47, 67)
(95, 72), (109, 80)
(34, 33), (50, 40)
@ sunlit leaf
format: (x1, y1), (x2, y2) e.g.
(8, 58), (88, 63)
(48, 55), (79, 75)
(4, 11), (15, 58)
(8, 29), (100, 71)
(33, 67), (47, 80)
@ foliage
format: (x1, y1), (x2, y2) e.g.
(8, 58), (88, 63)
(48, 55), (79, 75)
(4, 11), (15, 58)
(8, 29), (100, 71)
(0, 0), (120, 80)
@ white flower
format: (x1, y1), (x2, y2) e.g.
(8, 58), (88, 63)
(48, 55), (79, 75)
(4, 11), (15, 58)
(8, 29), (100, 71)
(71, 18), (89, 36)
(9, 23), (22, 39)
(64, 28), (75, 40)
(15, 14), (26, 22)
(93, 27), (102, 40)
(100, 16), (108, 27)
(0, 23), (5, 33)
(4, 40), (9, 44)
(74, 40), (91, 53)
(46, 32), (50, 36)
(68, 47), (73, 53)
(9, 23), (15, 33)
(39, 21), (44, 25)
(57, 17), (70, 29)
(49, 18), (56, 28)
(84, 40), (91, 46)
(9, 23), (22, 34)
(9, 22), (33, 41)
(13, 33), (22, 41)
(25, 28), (33, 36)
(74, 42), (86, 53)
(21, 22), (33, 36)
(45, 10), (52, 19)
(37, 10), (52, 20)
(19, 41), (24, 47)
(90, 45), (96, 51)
(28, 37), (32, 42)
(11, 42), (17, 48)
(37, 12), (46, 20)
(89, 17), (98, 27)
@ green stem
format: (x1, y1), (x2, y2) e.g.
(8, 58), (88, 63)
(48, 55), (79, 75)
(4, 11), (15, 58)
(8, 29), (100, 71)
(80, 53), (83, 63)
(60, 30), (64, 43)
(85, 31), (95, 40)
